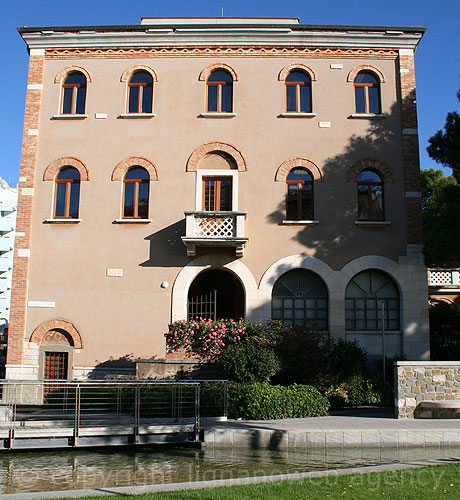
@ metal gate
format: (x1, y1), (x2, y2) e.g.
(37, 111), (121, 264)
(187, 290), (217, 320)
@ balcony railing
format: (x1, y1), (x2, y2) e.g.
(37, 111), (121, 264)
(182, 211), (248, 257)
(428, 268), (460, 288)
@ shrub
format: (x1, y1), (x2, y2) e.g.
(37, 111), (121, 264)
(228, 382), (330, 420)
(326, 374), (382, 407)
(220, 341), (281, 383)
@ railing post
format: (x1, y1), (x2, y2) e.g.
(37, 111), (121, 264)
(194, 383), (200, 441)
(73, 383), (80, 447)
(134, 384), (140, 444)
(223, 380), (228, 419)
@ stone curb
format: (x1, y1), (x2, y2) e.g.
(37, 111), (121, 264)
(1, 457), (459, 500)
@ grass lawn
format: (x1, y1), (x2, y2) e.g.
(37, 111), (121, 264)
(68, 463), (460, 500)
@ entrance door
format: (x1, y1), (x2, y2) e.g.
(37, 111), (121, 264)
(188, 269), (244, 320)
(44, 352), (68, 394)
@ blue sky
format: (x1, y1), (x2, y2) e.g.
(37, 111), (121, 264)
(1, 0), (458, 186)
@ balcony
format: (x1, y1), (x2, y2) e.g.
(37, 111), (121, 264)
(428, 269), (460, 290)
(182, 211), (248, 257)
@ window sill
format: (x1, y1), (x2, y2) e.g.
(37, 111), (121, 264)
(281, 220), (319, 226)
(278, 113), (317, 118)
(348, 114), (386, 120)
(355, 221), (391, 226)
(44, 218), (81, 224)
(114, 219), (152, 224)
(52, 114), (88, 120)
(198, 113), (236, 119)
(118, 113), (156, 119)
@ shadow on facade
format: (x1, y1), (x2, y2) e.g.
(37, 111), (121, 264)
(140, 219), (187, 268)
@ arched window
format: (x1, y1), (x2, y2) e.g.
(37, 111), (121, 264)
(285, 71), (312, 113)
(357, 170), (384, 220)
(61, 72), (87, 115)
(207, 70), (233, 112)
(286, 168), (314, 220)
(345, 271), (400, 331)
(123, 167), (150, 218)
(354, 72), (381, 114)
(272, 270), (328, 329)
(54, 167), (81, 218)
(127, 71), (153, 113)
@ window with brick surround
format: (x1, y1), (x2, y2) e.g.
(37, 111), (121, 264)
(285, 71), (312, 113)
(54, 167), (81, 218)
(127, 71), (153, 113)
(206, 70), (233, 112)
(357, 170), (384, 220)
(123, 167), (150, 218)
(61, 72), (87, 114)
(354, 71), (381, 114)
(346, 271), (400, 331)
(286, 168), (314, 220)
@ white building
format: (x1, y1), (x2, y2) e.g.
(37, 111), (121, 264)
(0, 178), (18, 372)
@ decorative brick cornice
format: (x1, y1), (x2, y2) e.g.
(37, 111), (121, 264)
(347, 64), (386, 83)
(198, 63), (238, 81)
(187, 142), (246, 172)
(120, 64), (158, 82)
(278, 63), (317, 81)
(112, 156), (159, 181)
(30, 319), (83, 349)
(54, 65), (93, 83)
(45, 47), (399, 60)
(275, 158), (322, 182)
(347, 159), (394, 183)
(43, 157), (90, 181)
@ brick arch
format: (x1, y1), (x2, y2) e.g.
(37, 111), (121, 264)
(275, 158), (323, 182)
(198, 63), (239, 81)
(120, 64), (158, 82)
(43, 157), (90, 181)
(347, 159), (394, 183)
(187, 142), (246, 172)
(111, 157), (159, 181)
(54, 65), (93, 84)
(278, 63), (317, 81)
(30, 319), (83, 349)
(347, 65), (386, 83)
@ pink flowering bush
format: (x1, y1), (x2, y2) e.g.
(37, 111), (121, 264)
(165, 318), (249, 358)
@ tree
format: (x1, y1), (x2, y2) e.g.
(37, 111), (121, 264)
(427, 88), (460, 181)
(421, 168), (460, 267)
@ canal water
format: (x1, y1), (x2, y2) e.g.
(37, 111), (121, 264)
(1, 445), (459, 494)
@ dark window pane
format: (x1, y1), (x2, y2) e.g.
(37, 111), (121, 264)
(129, 87), (140, 113)
(208, 71), (232, 83)
(287, 168), (312, 182)
(69, 183), (80, 218)
(62, 87), (73, 114)
(300, 185), (313, 219)
(368, 86), (380, 114)
(358, 170), (382, 183)
(58, 167), (80, 181)
(286, 185), (298, 219)
(286, 86), (297, 112)
(299, 85), (311, 112)
(138, 183), (149, 219)
(64, 73), (86, 85)
(207, 86), (218, 112)
(123, 183), (135, 217)
(354, 72), (378, 84)
(55, 183), (67, 217)
(358, 186), (369, 220)
(355, 87), (366, 113)
(219, 179), (232, 210)
(204, 180), (215, 211)
(221, 85), (232, 112)
(286, 71), (310, 83)
(369, 185), (384, 220)
(130, 71), (153, 84)
(142, 86), (153, 113)
(125, 167), (149, 181)
(75, 87), (86, 114)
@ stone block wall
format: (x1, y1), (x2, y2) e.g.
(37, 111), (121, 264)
(396, 361), (460, 418)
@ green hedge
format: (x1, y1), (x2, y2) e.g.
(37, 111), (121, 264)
(228, 382), (330, 420)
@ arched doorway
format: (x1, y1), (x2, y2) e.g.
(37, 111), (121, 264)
(188, 269), (244, 320)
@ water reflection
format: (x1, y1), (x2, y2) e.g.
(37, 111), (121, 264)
(0, 445), (459, 494)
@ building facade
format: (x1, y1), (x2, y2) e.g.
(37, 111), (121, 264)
(0, 178), (18, 375)
(7, 18), (429, 381)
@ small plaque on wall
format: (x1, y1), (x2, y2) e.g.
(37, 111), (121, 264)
(106, 268), (123, 277)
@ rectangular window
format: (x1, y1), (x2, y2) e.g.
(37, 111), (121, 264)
(355, 87), (366, 113)
(123, 183), (135, 217)
(128, 87), (140, 113)
(202, 178), (232, 211)
(207, 86), (218, 112)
